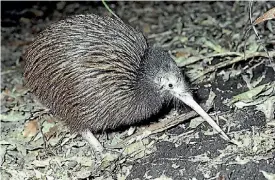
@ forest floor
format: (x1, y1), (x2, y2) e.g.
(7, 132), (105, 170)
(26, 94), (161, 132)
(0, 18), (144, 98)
(1, 1), (275, 180)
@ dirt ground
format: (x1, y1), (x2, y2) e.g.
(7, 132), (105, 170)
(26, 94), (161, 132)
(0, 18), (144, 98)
(1, 1), (275, 180)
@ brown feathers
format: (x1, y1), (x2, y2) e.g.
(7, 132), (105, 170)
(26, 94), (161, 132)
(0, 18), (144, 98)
(24, 14), (166, 133)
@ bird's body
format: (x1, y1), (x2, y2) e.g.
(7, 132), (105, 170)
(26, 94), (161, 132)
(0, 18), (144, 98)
(24, 14), (181, 133)
(24, 14), (230, 150)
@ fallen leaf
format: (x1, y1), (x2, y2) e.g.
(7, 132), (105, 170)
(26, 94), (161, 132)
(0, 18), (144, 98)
(176, 51), (190, 58)
(0, 145), (7, 166)
(230, 83), (269, 104)
(153, 174), (173, 180)
(189, 116), (204, 129)
(256, 96), (275, 122)
(254, 7), (275, 25)
(23, 120), (39, 138)
(0, 110), (31, 122)
(201, 38), (227, 53)
(260, 170), (275, 180)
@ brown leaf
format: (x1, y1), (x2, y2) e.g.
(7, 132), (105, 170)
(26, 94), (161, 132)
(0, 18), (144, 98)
(176, 51), (190, 58)
(254, 7), (275, 25)
(23, 120), (39, 138)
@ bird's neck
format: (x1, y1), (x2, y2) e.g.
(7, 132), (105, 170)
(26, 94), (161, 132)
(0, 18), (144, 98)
(129, 47), (173, 121)
(132, 56), (165, 119)
(132, 76), (164, 120)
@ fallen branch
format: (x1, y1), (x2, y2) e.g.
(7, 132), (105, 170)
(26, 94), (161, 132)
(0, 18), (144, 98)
(188, 51), (275, 82)
(177, 51), (242, 67)
(107, 103), (212, 149)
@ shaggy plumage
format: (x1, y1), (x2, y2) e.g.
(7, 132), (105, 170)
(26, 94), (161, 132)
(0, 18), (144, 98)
(24, 14), (185, 133)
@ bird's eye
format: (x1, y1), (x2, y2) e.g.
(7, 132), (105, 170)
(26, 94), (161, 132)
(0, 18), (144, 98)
(168, 83), (173, 88)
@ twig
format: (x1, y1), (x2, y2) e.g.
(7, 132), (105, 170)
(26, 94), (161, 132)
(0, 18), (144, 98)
(107, 103), (212, 149)
(188, 51), (275, 82)
(102, 0), (119, 19)
(248, 1), (273, 63)
(177, 52), (242, 67)
(38, 118), (48, 150)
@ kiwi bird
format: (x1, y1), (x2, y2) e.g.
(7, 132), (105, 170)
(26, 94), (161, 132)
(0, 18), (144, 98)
(23, 14), (230, 151)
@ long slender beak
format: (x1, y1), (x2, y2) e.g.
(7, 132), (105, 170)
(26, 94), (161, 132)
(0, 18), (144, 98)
(176, 93), (231, 142)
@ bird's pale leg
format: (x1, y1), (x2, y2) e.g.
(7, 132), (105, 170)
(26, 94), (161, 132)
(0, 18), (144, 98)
(81, 130), (104, 152)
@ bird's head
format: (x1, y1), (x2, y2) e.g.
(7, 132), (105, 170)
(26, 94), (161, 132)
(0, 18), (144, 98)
(141, 47), (230, 141)
(142, 48), (191, 100)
